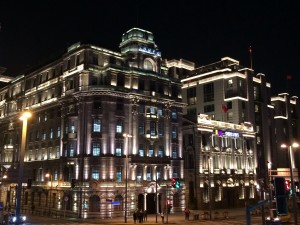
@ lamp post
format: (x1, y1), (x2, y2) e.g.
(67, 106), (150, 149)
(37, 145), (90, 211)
(16, 111), (31, 224)
(281, 142), (299, 225)
(267, 161), (273, 218)
(45, 173), (53, 215)
(208, 157), (212, 220)
(123, 133), (132, 223)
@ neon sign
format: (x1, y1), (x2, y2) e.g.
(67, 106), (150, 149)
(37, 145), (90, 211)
(216, 130), (240, 138)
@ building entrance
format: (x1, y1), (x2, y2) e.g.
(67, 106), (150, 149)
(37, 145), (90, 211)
(146, 193), (155, 214)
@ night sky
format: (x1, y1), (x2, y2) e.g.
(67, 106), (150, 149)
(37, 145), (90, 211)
(1, 1), (300, 96)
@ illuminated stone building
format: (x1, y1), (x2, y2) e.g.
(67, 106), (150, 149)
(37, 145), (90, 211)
(0, 28), (185, 218)
(179, 57), (274, 209)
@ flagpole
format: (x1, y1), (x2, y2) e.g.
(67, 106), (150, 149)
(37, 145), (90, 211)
(249, 46), (253, 69)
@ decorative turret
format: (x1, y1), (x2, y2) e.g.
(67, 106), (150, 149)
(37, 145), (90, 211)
(119, 28), (161, 72)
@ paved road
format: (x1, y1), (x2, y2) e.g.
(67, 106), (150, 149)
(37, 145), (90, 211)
(21, 209), (265, 225)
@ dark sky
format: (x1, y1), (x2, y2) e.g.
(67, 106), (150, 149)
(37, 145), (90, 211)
(1, 1), (300, 96)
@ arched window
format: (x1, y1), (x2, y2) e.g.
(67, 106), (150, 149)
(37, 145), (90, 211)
(144, 59), (155, 71)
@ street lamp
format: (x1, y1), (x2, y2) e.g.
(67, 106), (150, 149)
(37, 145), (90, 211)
(16, 111), (31, 224)
(123, 133), (132, 223)
(45, 173), (53, 214)
(281, 142), (299, 225)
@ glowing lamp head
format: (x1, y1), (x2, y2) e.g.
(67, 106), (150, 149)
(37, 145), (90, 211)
(20, 111), (32, 121)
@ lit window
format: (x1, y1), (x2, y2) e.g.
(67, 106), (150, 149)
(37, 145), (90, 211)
(69, 143), (75, 157)
(227, 79), (233, 87)
(158, 146), (164, 157)
(139, 121), (145, 135)
(116, 121), (123, 133)
(150, 121), (156, 136)
(93, 119), (101, 132)
(148, 145), (154, 157)
(49, 128), (53, 139)
(171, 109), (177, 119)
(57, 127), (61, 138)
(146, 167), (152, 181)
(92, 142), (101, 156)
(116, 143), (122, 156)
(172, 126), (177, 139)
(56, 147), (60, 159)
(144, 59), (154, 71)
(139, 145), (144, 157)
(92, 168), (99, 180)
(172, 145), (178, 159)
(116, 167), (122, 182)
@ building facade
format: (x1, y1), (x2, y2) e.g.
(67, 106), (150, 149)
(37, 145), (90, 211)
(179, 57), (274, 209)
(0, 28), (185, 218)
(183, 114), (256, 210)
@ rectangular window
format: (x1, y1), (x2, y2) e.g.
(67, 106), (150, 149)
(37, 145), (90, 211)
(139, 145), (144, 157)
(57, 127), (61, 138)
(148, 145), (154, 157)
(158, 122), (164, 136)
(146, 167), (152, 181)
(116, 143), (122, 156)
(56, 147), (60, 159)
(203, 83), (214, 102)
(116, 121), (123, 133)
(187, 87), (196, 105)
(150, 121), (156, 136)
(204, 104), (215, 113)
(139, 105), (145, 114)
(93, 119), (101, 132)
(92, 168), (99, 180)
(92, 142), (101, 156)
(138, 121), (145, 135)
(172, 126), (178, 139)
(69, 143), (75, 157)
(172, 145), (178, 159)
(227, 79), (233, 88)
(171, 109), (177, 119)
(116, 167), (122, 182)
(137, 166), (142, 182)
(158, 146), (164, 157)
(49, 128), (53, 139)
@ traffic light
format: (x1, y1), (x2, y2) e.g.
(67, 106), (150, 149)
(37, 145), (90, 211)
(171, 177), (180, 188)
(175, 178), (180, 188)
(171, 177), (176, 188)
(71, 178), (76, 188)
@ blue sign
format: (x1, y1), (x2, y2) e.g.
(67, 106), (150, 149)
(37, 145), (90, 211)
(138, 46), (161, 56)
(112, 201), (121, 205)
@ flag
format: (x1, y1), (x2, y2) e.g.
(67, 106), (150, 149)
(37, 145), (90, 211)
(249, 46), (252, 54)
(287, 75), (292, 80)
(221, 104), (228, 113)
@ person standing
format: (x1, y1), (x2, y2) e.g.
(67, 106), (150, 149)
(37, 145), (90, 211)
(133, 209), (138, 223)
(184, 207), (190, 220)
(161, 211), (165, 223)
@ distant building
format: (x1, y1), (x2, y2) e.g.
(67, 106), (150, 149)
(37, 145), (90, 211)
(177, 57), (274, 209)
(0, 28), (185, 218)
(271, 93), (300, 178)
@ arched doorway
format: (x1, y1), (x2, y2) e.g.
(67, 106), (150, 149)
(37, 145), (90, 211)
(89, 195), (100, 212)
(146, 193), (155, 214)
(138, 194), (144, 210)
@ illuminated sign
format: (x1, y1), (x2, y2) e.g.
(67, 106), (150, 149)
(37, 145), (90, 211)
(216, 130), (240, 138)
(138, 46), (161, 56)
